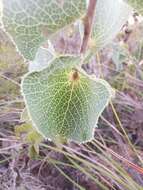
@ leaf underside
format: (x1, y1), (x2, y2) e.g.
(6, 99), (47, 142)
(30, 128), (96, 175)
(28, 45), (55, 72)
(92, 0), (132, 51)
(2, 0), (86, 60)
(22, 56), (113, 143)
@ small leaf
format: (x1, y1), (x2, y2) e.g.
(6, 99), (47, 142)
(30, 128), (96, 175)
(29, 145), (39, 159)
(2, 0), (86, 60)
(15, 123), (33, 137)
(15, 123), (43, 157)
(26, 130), (43, 145)
(28, 41), (55, 72)
(20, 108), (31, 123)
(22, 56), (114, 143)
(27, 131), (43, 156)
(91, 0), (132, 51)
(126, 0), (143, 14)
(111, 42), (130, 71)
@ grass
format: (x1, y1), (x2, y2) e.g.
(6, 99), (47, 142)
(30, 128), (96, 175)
(0, 17), (143, 190)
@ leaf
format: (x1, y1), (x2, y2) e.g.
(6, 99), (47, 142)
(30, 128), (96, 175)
(15, 123), (43, 156)
(28, 145), (39, 159)
(22, 56), (114, 143)
(126, 0), (143, 14)
(26, 130), (43, 145)
(2, 0), (86, 60)
(111, 42), (130, 71)
(20, 108), (31, 123)
(15, 123), (33, 137)
(91, 0), (132, 51)
(28, 41), (55, 72)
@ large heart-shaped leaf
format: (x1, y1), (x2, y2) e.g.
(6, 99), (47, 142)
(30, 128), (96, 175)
(125, 0), (143, 14)
(91, 0), (132, 51)
(22, 56), (114, 143)
(2, 0), (86, 60)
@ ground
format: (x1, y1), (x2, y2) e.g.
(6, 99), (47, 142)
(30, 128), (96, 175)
(0, 16), (143, 190)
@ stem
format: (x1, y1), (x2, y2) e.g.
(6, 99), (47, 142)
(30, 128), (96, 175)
(80, 0), (97, 54)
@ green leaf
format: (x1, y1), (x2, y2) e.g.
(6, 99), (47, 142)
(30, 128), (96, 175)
(26, 130), (43, 145)
(28, 41), (55, 72)
(15, 123), (33, 137)
(91, 0), (132, 51)
(111, 42), (130, 71)
(125, 0), (143, 14)
(28, 144), (39, 159)
(20, 108), (31, 123)
(2, 0), (86, 60)
(22, 56), (114, 143)
(15, 122), (43, 156)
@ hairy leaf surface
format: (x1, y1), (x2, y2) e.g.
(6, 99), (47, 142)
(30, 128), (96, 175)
(2, 0), (86, 60)
(126, 0), (143, 14)
(28, 41), (55, 72)
(92, 0), (132, 51)
(22, 56), (114, 143)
